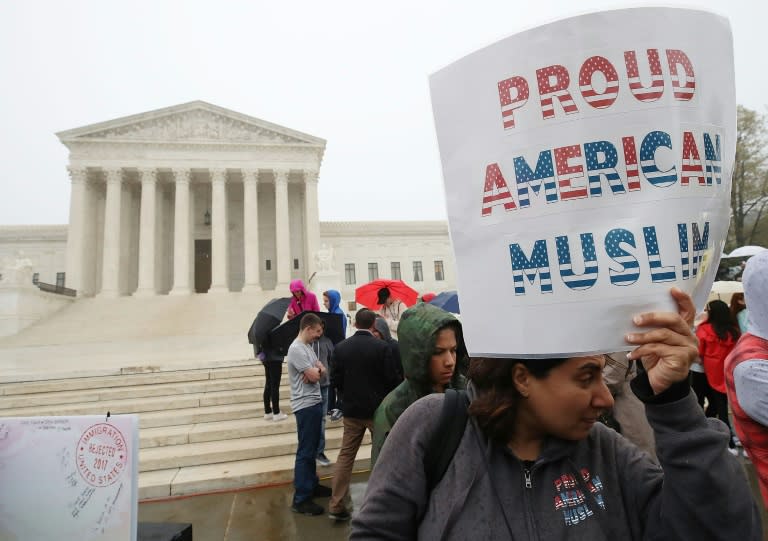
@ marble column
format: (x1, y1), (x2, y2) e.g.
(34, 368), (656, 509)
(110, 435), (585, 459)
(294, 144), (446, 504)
(135, 168), (158, 296)
(170, 168), (192, 295)
(65, 166), (88, 296)
(274, 169), (291, 289)
(242, 169), (261, 292)
(209, 168), (229, 293)
(99, 168), (123, 297)
(303, 169), (320, 281)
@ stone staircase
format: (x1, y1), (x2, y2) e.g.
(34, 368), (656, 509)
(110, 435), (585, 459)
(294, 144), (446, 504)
(0, 360), (372, 501)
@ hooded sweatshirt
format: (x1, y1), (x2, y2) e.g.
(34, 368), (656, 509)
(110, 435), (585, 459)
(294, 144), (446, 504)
(353, 379), (762, 540)
(287, 279), (320, 318)
(371, 303), (467, 467)
(324, 289), (347, 336)
(726, 250), (768, 506)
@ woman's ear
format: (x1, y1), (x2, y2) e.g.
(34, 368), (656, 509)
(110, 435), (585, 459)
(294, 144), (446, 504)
(511, 363), (531, 398)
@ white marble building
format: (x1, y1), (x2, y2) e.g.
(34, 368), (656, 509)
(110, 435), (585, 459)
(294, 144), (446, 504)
(0, 101), (456, 328)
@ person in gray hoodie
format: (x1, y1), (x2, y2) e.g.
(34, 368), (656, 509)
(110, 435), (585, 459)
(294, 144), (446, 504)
(351, 288), (762, 540)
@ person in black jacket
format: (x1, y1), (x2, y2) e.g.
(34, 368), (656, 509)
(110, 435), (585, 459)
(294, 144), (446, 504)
(328, 309), (401, 521)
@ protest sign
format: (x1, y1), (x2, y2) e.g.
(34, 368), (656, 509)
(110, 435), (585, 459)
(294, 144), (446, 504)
(430, 8), (734, 357)
(0, 415), (139, 540)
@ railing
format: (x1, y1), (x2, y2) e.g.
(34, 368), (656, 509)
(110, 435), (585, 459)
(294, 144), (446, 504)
(37, 282), (77, 297)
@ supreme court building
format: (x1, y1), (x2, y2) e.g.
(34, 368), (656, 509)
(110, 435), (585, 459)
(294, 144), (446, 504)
(0, 102), (456, 320)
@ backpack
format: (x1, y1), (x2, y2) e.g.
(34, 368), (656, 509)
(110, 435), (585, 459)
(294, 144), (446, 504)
(424, 388), (470, 492)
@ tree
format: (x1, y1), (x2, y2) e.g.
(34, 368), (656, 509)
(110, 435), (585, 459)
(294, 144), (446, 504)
(730, 106), (768, 248)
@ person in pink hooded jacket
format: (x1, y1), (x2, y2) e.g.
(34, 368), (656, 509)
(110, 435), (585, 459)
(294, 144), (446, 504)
(287, 279), (321, 320)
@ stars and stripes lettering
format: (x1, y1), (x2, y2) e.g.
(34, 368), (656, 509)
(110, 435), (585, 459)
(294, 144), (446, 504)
(624, 49), (664, 102)
(681, 131), (705, 186)
(584, 141), (626, 196)
(479, 129), (723, 216)
(536, 65), (579, 119)
(677, 224), (691, 279)
(514, 151), (558, 208)
(554, 145), (588, 200)
(640, 131), (677, 187)
(605, 228), (640, 286)
(677, 222), (710, 279)
(498, 76), (530, 130)
(578, 56), (619, 109)
(704, 133), (722, 185)
(495, 49), (695, 129)
(555, 234), (598, 290)
(622, 136), (641, 191)
(666, 49), (696, 101)
(509, 240), (553, 295)
(482, 163), (517, 217)
(643, 226), (676, 282)
(507, 221), (711, 294)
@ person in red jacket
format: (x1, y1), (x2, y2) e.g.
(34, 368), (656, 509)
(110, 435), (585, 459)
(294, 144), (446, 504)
(696, 299), (740, 450)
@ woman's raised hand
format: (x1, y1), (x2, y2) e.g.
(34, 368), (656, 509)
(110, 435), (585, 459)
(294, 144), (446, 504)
(626, 287), (699, 395)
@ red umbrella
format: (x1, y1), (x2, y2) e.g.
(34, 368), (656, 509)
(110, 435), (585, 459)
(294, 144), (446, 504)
(355, 279), (419, 309)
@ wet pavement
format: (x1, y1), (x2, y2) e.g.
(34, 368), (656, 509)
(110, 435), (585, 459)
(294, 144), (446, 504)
(140, 458), (768, 540)
(138, 472), (369, 541)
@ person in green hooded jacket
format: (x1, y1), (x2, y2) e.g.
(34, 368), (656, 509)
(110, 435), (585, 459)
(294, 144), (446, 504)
(371, 302), (467, 467)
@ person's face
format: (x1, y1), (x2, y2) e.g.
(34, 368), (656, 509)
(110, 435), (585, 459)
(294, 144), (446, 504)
(302, 323), (323, 342)
(292, 290), (303, 300)
(429, 328), (458, 391)
(518, 355), (614, 442)
(323, 294), (330, 310)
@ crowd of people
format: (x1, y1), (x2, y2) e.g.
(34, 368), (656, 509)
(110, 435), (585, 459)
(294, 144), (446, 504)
(248, 265), (767, 537)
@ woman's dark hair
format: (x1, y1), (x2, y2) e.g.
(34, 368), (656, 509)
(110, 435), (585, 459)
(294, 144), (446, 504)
(377, 287), (391, 305)
(730, 292), (746, 320)
(467, 356), (568, 444)
(706, 299), (740, 341)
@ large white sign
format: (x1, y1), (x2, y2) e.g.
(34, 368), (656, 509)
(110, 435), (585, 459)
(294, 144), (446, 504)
(0, 415), (139, 540)
(430, 8), (735, 357)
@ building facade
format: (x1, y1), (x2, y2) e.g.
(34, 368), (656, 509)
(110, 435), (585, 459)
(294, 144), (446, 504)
(0, 102), (456, 307)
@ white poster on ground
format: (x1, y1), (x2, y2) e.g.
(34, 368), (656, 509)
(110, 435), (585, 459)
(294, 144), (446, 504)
(430, 8), (735, 357)
(0, 415), (139, 541)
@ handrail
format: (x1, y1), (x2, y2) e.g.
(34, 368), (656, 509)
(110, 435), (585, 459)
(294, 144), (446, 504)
(37, 282), (77, 297)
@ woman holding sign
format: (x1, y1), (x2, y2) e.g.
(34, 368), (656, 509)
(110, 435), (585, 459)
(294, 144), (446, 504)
(351, 289), (761, 540)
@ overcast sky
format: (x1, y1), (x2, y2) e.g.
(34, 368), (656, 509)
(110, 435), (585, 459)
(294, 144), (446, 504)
(1, 0), (765, 225)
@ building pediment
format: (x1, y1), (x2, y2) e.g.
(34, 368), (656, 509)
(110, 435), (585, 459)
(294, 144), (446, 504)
(57, 101), (324, 147)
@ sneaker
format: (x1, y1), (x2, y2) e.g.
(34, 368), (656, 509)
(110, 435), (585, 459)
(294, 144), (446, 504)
(313, 484), (332, 497)
(316, 453), (332, 467)
(263, 413), (273, 421)
(272, 412), (288, 422)
(328, 509), (351, 521)
(330, 409), (343, 422)
(727, 447), (739, 457)
(292, 499), (324, 516)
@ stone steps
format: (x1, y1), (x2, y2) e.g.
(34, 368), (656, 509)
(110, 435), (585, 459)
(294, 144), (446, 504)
(0, 358), (375, 500)
(140, 444), (373, 500)
(0, 375), (274, 409)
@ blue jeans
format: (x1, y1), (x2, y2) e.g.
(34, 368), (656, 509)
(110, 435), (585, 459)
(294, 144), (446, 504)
(293, 402), (322, 505)
(318, 386), (329, 456)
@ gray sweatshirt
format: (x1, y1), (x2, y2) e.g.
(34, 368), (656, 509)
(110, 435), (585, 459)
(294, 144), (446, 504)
(352, 381), (761, 540)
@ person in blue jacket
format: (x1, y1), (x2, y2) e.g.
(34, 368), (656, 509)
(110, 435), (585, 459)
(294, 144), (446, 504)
(324, 289), (347, 420)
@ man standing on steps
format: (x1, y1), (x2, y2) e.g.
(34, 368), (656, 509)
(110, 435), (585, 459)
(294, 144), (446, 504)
(288, 313), (332, 515)
(328, 309), (401, 521)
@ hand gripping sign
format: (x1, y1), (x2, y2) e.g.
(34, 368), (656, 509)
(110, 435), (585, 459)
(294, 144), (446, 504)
(430, 8), (734, 357)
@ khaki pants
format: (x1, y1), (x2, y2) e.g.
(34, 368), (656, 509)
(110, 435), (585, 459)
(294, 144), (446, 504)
(604, 354), (657, 462)
(330, 416), (374, 513)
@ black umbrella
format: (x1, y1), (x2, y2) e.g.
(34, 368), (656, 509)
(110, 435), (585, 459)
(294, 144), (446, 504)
(268, 311), (345, 356)
(247, 297), (292, 345)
